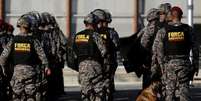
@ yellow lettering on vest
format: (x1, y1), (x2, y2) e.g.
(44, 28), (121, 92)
(100, 34), (107, 39)
(168, 32), (184, 41)
(75, 34), (89, 42)
(15, 43), (31, 52)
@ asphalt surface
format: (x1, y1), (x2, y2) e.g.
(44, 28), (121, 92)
(59, 68), (201, 101)
(55, 85), (201, 101)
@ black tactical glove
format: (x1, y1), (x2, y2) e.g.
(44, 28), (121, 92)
(0, 65), (7, 77)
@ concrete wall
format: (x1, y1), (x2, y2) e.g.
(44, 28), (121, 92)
(72, 0), (136, 37)
(5, 0), (66, 35)
(4, 0), (201, 37)
(73, 0), (201, 37)
(143, 0), (201, 24)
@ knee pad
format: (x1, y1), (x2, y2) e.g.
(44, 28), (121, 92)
(27, 97), (35, 101)
(12, 92), (26, 101)
(12, 98), (21, 101)
(35, 92), (42, 101)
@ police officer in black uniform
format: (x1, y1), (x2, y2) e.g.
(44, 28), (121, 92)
(0, 19), (14, 101)
(0, 15), (50, 101)
(73, 13), (107, 101)
(92, 9), (120, 101)
(152, 6), (199, 100)
(39, 12), (67, 100)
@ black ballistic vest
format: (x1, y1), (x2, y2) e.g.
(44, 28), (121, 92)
(11, 35), (38, 65)
(164, 24), (191, 56)
(75, 29), (102, 62)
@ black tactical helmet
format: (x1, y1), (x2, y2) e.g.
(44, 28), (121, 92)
(146, 8), (160, 22)
(19, 12), (41, 32)
(49, 15), (58, 27)
(91, 9), (106, 21)
(158, 3), (172, 14)
(27, 11), (42, 26)
(40, 12), (52, 25)
(84, 13), (100, 24)
(50, 15), (56, 24)
(17, 15), (32, 28)
(41, 12), (58, 29)
(104, 9), (112, 23)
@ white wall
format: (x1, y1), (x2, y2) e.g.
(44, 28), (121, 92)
(4, 0), (201, 37)
(5, 0), (66, 35)
(72, 0), (135, 37)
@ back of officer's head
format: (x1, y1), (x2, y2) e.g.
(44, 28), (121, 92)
(171, 6), (183, 20)
(91, 9), (107, 28)
(91, 9), (106, 22)
(17, 16), (32, 33)
(84, 13), (99, 29)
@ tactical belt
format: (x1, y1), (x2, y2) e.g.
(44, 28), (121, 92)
(78, 56), (103, 64)
(166, 55), (189, 60)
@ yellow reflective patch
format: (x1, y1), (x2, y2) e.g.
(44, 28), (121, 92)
(15, 43), (31, 52)
(75, 34), (89, 42)
(168, 32), (184, 41)
(100, 34), (107, 39)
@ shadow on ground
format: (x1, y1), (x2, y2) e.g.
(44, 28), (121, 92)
(58, 90), (140, 101)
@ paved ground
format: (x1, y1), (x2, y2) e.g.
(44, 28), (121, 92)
(63, 67), (201, 87)
(57, 67), (201, 101)
(55, 85), (201, 101)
